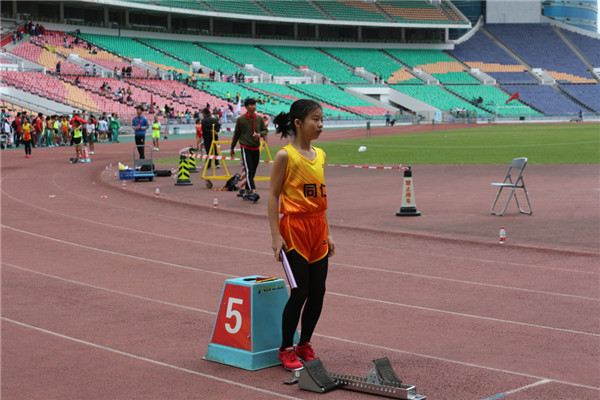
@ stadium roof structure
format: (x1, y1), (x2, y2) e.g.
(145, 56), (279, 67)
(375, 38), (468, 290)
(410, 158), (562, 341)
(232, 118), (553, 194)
(79, 0), (471, 29)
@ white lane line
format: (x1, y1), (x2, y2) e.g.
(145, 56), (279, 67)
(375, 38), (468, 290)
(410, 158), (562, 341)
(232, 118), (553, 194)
(2, 225), (237, 277)
(1, 318), (301, 400)
(5, 264), (599, 392)
(4, 249), (598, 338)
(329, 291), (600, 337)
(315, 334), (599, 392)
(3, 263), (217, 315)
(332, 260), (600, 301)
(504, 379), (553, 394)
(3, 222), (596, 304)
(351, 242), (599, 275)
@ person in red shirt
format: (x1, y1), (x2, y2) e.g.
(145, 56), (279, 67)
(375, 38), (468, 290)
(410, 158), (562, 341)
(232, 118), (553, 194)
(33, 113), (44, 147)
(13, 112), (22, 147)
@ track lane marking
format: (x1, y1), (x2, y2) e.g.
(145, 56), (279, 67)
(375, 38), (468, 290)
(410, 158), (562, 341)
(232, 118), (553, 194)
(3, 268), (597, 393)
(1, 318), (301, 400)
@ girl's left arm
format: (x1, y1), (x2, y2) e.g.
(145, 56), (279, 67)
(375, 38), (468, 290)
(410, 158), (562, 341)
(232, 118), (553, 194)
(323, 210), (335, 257)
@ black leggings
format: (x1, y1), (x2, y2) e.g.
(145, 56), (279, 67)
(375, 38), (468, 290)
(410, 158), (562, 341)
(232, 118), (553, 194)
(23, 139), (31, 155)
(281, 250), (328, 349)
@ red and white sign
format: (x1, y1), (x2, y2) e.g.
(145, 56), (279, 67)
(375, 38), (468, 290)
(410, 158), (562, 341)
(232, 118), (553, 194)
(211, 284), (252, 351)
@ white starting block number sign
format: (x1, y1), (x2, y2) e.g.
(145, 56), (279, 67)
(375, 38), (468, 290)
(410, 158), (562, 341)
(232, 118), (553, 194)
(211, 284), (252, 350)
(225, 297), (244, 334)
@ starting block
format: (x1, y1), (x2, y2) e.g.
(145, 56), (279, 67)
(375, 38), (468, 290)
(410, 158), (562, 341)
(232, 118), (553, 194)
(203, 275), (297, 370)
(293, 357), (426, 399)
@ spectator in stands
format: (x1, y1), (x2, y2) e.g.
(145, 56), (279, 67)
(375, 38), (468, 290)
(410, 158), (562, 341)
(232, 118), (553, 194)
(230, 98), (268, 201)
(126, 66), (132, 78)
(92, 65), (97, 77)
(74, 76), (80, 86)
(578, 110), (583, 122)
(84, 64), (90, 77)
(181, 88), (186, 97)
(56, 61), (61, 76)
(385, 111), (391, 126)
(110, 114), (120, 143)
(132, 106), (149, 159)
(202, 107), (221, 169)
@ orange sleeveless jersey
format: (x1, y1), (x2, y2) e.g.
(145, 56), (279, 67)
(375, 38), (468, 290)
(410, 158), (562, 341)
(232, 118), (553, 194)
(278, 144), (328, 263)
(279, 144), (327, 215)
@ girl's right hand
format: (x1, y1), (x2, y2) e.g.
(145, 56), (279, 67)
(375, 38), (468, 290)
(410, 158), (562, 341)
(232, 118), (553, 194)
(272, 236), (288, 262)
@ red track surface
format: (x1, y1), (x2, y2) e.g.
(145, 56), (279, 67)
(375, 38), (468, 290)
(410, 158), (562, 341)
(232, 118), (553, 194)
(2, 125), (599, 399)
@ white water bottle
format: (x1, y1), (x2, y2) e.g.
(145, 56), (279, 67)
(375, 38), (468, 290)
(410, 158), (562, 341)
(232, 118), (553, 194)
(499, 227), (506, 244)
(155, 187), (160, 198)
(213, 196), (219, 209)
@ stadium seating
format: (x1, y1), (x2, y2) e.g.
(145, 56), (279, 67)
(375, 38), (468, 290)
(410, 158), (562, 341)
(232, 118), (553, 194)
(136, 38), (235, 77)
(200, 43), (303, 77)
(321, 47), (420, 84)
(485, 24), (595, 83)
(203, 0), (266, 16)
(444, 85), (541, 116)
(288, 84), (388, 116)
(10, 41), (84, 75)
(378, 0), (461, 24)
(257, 0), (328, 20)
(75, 33), (192, 77)
(558, 84), (600, 113)
(261, 45), (369, 84)
(391, 84), (490, 116)
(561, 29), (600, 67)
(448, 29), (535, 84)
(386, 48), (477, 84)
(501, 84), (586, 116)
(315, 0), (389, 22)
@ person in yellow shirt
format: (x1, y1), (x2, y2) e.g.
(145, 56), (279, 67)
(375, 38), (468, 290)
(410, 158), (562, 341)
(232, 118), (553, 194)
(151, 115), (161, 151)
(268, 99), (335, 370)
(21, 117), (32, 158)
(69, 119), (84, 162)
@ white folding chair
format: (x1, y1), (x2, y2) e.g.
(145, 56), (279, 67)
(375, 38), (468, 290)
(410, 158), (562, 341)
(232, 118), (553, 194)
(490, 157), (532, 216)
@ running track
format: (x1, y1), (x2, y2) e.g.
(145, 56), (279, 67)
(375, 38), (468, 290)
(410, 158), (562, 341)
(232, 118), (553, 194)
(2, 126), (599, 399)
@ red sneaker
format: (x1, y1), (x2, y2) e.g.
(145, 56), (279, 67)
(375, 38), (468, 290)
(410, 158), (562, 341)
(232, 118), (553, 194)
(279, 346), (303, 370)
(296, 342), (316, 361)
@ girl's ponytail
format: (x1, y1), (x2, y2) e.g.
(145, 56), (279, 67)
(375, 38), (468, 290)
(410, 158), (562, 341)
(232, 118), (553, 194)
(273, 111), (294, 139)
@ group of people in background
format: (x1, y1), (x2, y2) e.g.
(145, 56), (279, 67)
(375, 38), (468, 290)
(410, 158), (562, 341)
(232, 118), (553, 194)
(0, 108), (120, 161)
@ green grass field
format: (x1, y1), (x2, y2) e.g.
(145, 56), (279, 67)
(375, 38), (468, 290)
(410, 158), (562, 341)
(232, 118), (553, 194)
(157, 123), (599, 166)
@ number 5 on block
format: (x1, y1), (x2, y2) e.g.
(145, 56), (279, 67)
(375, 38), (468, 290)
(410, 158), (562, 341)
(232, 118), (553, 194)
(211, 284), (251, 350)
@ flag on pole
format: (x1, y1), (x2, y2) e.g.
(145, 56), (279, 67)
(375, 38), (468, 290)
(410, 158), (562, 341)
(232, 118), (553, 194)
(506, 92), (519, 104)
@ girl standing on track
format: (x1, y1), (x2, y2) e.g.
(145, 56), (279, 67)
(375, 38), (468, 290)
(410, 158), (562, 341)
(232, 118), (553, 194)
(151, 115), (160, 151)
(70, 119), (84, 162)
(268, 99), (335, 370)
(21, 117), (32, 158)
(195, 118), (203, 150)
